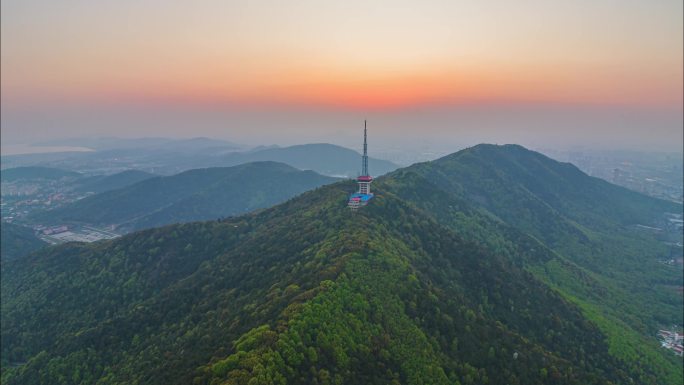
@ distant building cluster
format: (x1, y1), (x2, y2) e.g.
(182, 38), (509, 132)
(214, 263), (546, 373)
(607, 165), (682, 203)
(1, 179), (92, 223)
(41, 225), (69, 235)
(542, 149), (683, 204)
(657, 329), (683, 356)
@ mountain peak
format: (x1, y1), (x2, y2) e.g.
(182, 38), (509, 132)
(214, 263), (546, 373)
(440, 143), (548, 162)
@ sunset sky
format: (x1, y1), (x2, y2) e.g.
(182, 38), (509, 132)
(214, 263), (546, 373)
(2, 0), (682, 151)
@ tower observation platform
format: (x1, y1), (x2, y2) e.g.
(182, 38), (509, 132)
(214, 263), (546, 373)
(348, 121), (374, 209)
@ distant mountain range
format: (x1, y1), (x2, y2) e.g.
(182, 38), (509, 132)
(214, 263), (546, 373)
(32, 162), (338, 232)
(69, 170), (156, 194)
(33, 137), (243, 151)
(220, 143), (398, 177)
(2, 142), (399, 177)
(2, 144), (681, 385)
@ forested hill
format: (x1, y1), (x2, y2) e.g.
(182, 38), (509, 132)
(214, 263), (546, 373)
(31, 162), (338, 232)
(403, 144), (678, 233)
(383, 143), (681, 291)
(0, 222), (46, 261)
(378, 144), (683, 383)
(2, 181), (637, 385)
(1, 144), (681, 384)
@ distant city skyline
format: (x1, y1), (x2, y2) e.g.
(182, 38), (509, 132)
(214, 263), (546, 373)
(2, 1), (682, 152)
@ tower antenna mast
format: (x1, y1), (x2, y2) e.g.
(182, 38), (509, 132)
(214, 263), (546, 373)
(362, 120), (369, 176)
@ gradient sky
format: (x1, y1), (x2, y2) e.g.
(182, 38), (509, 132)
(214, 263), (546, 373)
(2, 0), (682, 151)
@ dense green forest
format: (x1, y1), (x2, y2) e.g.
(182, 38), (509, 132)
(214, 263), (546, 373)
(0, 222), (46, 261)
(31, 162), (337, 232)
(379, 144), (683, 381)
(2, 145), (681, 384)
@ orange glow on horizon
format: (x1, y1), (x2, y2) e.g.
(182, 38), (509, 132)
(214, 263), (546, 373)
(7, 66), (677, 112)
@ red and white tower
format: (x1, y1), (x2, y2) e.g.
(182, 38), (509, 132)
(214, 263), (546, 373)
(357, 120), (372, 193)
(348, 121), (374, 209)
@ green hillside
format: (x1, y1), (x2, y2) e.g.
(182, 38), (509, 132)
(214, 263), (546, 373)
(2, 145), (681, 384)
(379, 144), (683, 383)
(3, 182), (635, 385)
(32, 162), (337, 232)
(0, 222), (46, 261)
